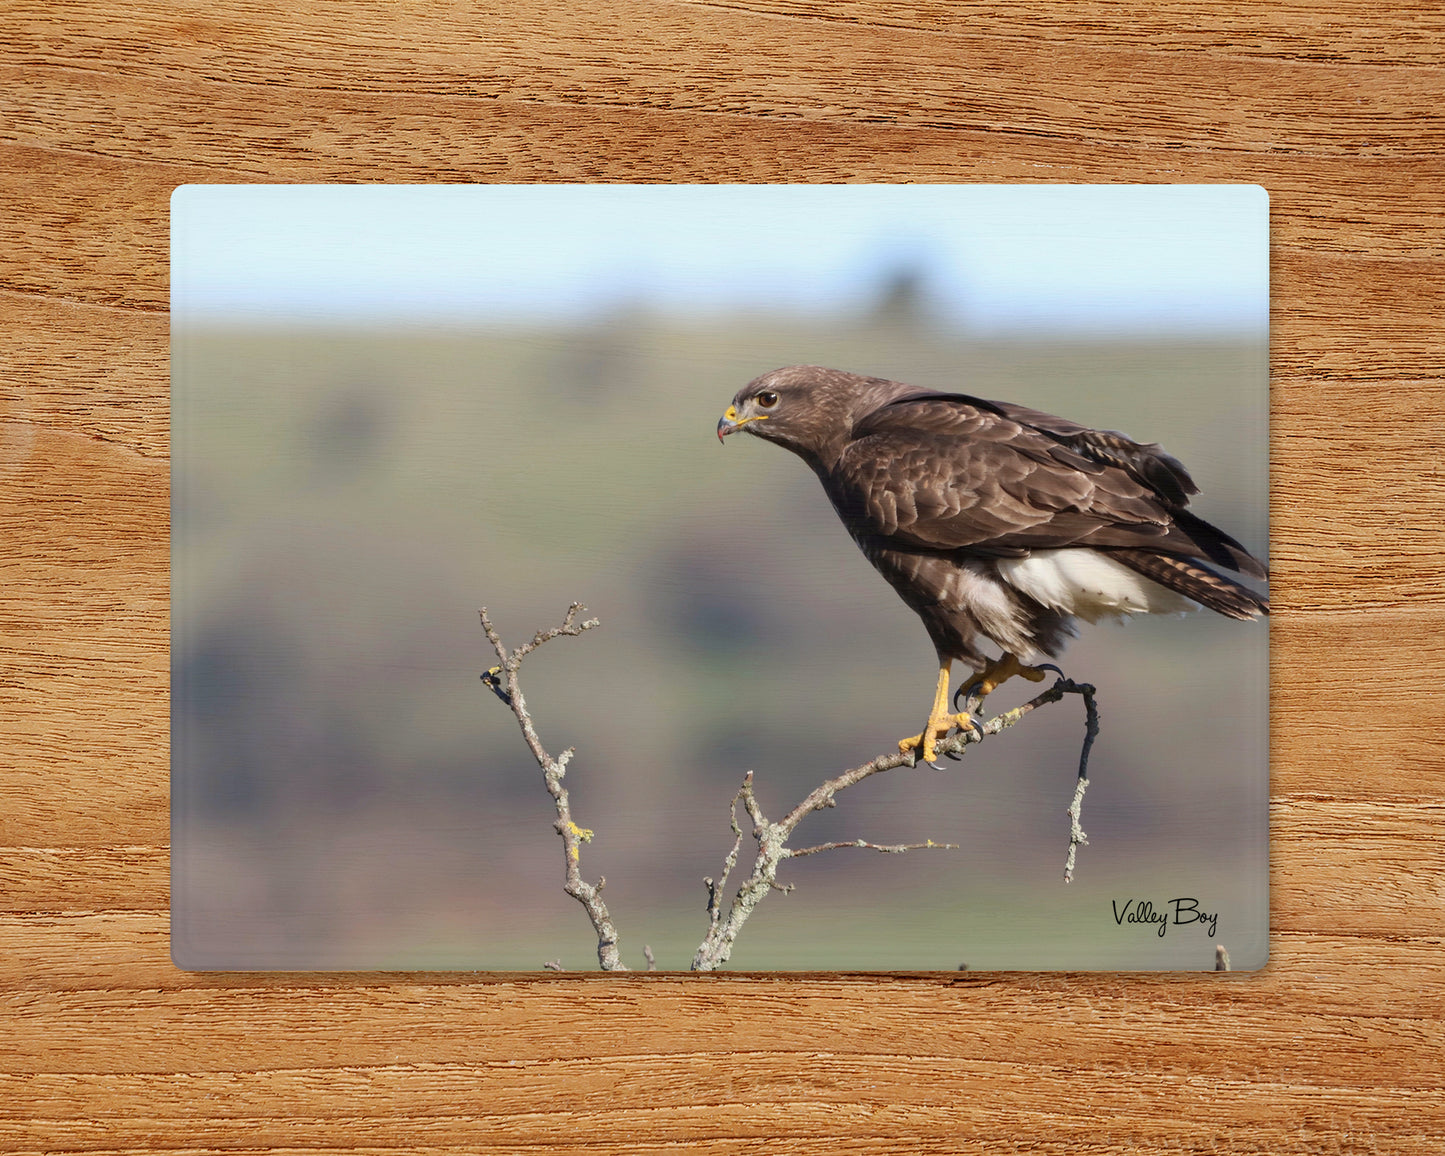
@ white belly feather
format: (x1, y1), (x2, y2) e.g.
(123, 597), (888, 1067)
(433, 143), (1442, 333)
(996, 549), (1197, 622)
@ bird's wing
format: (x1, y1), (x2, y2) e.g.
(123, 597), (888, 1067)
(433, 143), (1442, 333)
(835, 395), (1217, 559)
(978, 396), (1199, 507)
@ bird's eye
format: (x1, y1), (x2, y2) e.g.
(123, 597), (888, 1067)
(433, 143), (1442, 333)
(756, 390), (779, 409)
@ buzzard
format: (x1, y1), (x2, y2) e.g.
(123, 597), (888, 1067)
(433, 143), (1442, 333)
(716, 365), (1268, 764)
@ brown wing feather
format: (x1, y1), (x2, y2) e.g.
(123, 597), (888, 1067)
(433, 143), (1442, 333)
(981, 397), (1200, 507)
(838, 398), (1176, 552)
(881, 391), (1200, 507)
(834, 395), (1264, 579)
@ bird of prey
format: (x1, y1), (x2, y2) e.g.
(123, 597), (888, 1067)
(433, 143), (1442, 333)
(716, 365), (1268, 764)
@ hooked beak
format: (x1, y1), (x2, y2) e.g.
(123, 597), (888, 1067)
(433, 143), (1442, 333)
(717, 404), (765, 442)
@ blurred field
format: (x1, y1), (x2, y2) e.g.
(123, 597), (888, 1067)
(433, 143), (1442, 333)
(172, 306), (1268, 971)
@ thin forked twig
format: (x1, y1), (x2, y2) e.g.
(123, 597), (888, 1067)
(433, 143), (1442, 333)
(702, 774), (751, 943)
(479, 603), (629, 972)
(692, 673), (1100, 971)
(1062, 679), (1099, 883)
(483, 604), (1101, 972)
(787, 837), (958, 859)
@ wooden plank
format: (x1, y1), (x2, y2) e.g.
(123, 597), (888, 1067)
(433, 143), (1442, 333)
(1, 1060), (1442, 1152)
(0, 426), (168, 847)
(4, 0), (1444, 1149)
(4, 133), (1444, 288)
(0, 294), (168, 457)
(0, 932), (1440, 1071)
(672, 1), (1445, 65)
(5, 2), (1442, 155)
(0, 848), (169, 913)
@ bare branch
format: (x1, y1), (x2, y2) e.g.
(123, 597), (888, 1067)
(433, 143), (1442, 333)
(692, 672), (1102, 971)
(690, 756), (960, 971)
(703, 774), (750, 939)
(516, 602), (601, 660)
(479, 605), (628, 972)
(786, 837), (959, 859)
(691, 774), (785, 971)
(1063, 775), (1090, 884)
(484, 604), (1102, 974)
(1059, 680), (1098, 883)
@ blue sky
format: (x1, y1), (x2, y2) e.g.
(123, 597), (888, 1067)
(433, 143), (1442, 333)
(171, 184), (1268, 334)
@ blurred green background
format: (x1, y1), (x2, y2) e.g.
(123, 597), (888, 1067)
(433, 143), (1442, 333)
(171, 186), (1268, 971)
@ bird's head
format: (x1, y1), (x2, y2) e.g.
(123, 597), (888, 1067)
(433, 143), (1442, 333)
(718, 365), (893, 467)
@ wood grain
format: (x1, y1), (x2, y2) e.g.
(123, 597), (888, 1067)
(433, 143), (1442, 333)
(3, 1), (1442, 1151)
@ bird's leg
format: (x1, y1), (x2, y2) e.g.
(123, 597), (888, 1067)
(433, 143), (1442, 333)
(898, 662), (978, 764)
(966, 653), (1050, 701)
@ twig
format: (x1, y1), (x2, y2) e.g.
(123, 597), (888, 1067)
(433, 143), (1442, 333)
(690, 742), (964, 971)
(787, 837), (959, 859)
(479, 604), (629, 972)
(1059, 679), (1098, 883)
(703, 776), (750, 943)
(965, 674), (1098, 882)
(691, 673), (1100, 971)
(1063, 775), (1090, 884)
(483, 605), (1103, 973)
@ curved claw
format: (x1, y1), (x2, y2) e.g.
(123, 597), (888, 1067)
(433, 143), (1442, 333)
(961, 716), (985, 746)
(1034, 663), (1066, 681)
(954, 681), (982, 711)
(943, 716), (986, 760)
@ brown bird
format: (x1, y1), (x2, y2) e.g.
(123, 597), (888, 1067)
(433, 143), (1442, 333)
(717, 366), (1268, 764)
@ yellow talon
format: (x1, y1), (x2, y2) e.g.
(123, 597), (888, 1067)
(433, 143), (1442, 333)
(899, 663), (976, 762)
(972, 653), (1048, 698)
(897, 713), (976, 762)
(899, 653), (1049, 762)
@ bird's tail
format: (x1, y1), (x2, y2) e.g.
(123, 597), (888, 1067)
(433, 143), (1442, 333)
(1169, 509), (1269, 580)
(1106, 549), (1270, 620)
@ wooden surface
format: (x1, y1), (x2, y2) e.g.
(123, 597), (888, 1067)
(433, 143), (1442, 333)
(4, 2), (1443, 1151)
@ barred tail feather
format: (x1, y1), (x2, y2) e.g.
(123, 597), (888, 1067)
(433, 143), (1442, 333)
(1169, 509), (1269, 580)
(1107, 549), (1270, 621)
